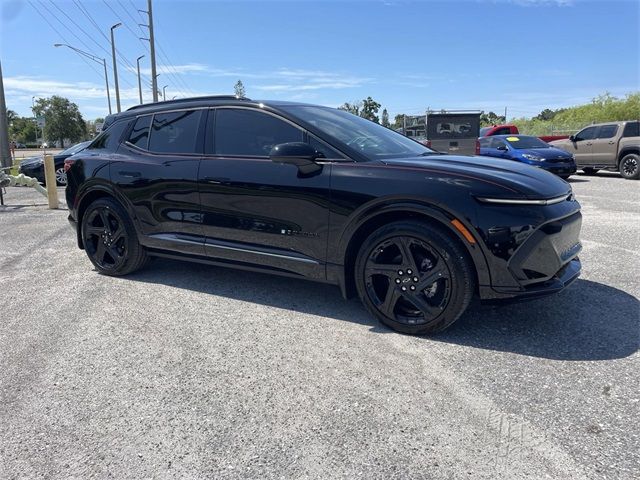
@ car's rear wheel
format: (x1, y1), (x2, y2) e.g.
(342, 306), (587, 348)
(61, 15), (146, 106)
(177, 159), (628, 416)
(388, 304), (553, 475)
(355, 221), (475, 335)
(582, 168), (599, 175)
(81, 197), (147, 276)
(55, 167), (67, 186)
(619, 153), (640, 180)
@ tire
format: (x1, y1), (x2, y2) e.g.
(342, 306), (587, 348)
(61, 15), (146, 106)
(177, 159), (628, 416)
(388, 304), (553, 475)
(582, 167), (599, 175)
(55, 167), (67, 186)
(619, 153), (640, 180)
(354, 220), (476, 335)
(81, 197), (148, 276)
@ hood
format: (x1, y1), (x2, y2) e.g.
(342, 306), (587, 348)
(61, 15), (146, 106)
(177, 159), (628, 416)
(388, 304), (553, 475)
(20, 155), (43, 165)
(517, 147), (573, 159)
(383, 154), (571, 199)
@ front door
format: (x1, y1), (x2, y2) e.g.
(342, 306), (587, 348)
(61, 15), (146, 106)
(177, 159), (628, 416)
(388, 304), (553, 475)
(198, 107), (333, 280)
(590, 124), (618, 165)
(570, 125), (597, 165)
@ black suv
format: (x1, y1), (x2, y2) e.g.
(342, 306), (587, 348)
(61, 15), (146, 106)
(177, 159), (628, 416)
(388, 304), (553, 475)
(66, 96), (582, 334)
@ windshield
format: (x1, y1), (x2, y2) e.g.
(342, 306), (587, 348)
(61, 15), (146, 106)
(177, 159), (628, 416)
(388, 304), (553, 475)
(282, 105), (436, 158)
(60, 141), (90, 156)
(504, 136), (550, 149)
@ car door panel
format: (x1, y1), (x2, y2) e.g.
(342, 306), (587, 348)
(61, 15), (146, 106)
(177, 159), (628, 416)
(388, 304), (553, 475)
(590, 125), (618, 165)
(198, 108), (332, 280)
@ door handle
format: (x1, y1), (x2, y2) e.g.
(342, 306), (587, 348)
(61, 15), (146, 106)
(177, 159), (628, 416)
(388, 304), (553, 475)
(203, 176), (230, 184)
(608, 141), (615, 144)
(118, 171), (141, 178)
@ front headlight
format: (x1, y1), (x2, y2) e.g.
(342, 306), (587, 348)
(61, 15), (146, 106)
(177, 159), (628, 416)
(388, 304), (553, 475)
(522, 153), (544, 161)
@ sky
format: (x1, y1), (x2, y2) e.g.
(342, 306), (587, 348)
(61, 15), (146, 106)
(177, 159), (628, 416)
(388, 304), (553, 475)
(1, 0), (639, 121)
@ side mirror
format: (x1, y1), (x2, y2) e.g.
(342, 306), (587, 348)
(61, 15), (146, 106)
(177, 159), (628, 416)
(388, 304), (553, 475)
(496, 145), (508, 151)
(269, 142), (319, 166)
(269, 142), (322, 177)
(569, 135), (576, 142)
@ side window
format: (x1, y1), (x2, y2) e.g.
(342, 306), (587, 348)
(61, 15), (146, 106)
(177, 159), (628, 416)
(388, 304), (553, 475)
(127, 115), (151, 149)
(574, 126), (596, 141)
(309, 136), (344, 159)
(148, 110), (201, 154)
(597, 125), (618, 139)
(623, 121), (639, 138)
(215, 109), (303, 156)
(478, 137), (491, 148)
(87, 119), (130, 151)
(492, 139), (507, 149)
(494, 127), (512, 135)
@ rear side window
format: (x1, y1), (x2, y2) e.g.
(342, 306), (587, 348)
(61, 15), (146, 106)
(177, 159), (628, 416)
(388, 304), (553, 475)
(574, 126), (597, 141)
(492, 127), (512, 135)
(148, 110), (201, 154)
(597, 125), (618, 139)
(128, 115), (151, 149)
(478, 137), (491, 148)
(87, 119), (130, 151)
(215, 109), (303, 156)
(623, 121), (639, 138)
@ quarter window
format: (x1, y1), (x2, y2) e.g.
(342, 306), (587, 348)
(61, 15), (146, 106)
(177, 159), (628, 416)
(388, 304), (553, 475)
(597, 125), (618, 139)
(148, 110), (201, 154)
(215, 109), (303, 156)
(88, 119), (130, 150)
(128, 115), (151, 149)
(478, 137), (491, 148)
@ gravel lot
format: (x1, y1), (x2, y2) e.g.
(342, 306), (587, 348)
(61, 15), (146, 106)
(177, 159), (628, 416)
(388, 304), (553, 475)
(0, 172), (638, 479)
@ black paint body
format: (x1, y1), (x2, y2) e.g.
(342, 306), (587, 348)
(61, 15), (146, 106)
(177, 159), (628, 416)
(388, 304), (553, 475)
(66, 97), (582, 301)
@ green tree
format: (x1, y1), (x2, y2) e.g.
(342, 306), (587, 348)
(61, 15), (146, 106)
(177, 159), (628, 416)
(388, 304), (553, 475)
(381, 108), (390, 127)
(361, 97), (381, 123)
(338, 101), (361, 115)
(8, 116), (37, 144)
(6, 109), (17, 124)
(480, 111), (506, 126)
(234, 80), (246, 98)
(34, 96), (86, 147)
(393, 114), (405, 130)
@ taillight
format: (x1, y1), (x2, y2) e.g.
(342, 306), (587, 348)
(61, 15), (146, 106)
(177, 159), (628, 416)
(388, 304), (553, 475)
(475, 140), (480, 155)
(63, 159), (75, 172)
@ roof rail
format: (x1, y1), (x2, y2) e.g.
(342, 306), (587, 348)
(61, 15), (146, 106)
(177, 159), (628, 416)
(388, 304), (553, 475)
(126, 95), (252, 112)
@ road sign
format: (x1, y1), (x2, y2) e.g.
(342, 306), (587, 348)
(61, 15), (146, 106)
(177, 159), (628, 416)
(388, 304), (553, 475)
(36, 116), (45, 128)
(95, 122), (104, 133)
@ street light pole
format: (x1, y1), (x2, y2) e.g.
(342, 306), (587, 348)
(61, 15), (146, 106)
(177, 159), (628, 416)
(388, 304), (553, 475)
(54, 43), (112, 115)
(162, 85), (168, 101)
(110, 23), (122, 112)
(31, 96), (39, 145)
(136, 55), (145, 104)
(148, 0), (158, 102)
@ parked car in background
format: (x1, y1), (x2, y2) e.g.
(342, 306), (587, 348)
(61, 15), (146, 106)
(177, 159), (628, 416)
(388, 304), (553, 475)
(550, 121), (640, 179)
(478, 135), (577, 179)
(480, 124), (569, 143)
(19, 140), (91, 186)
(65, 96), (582, 335)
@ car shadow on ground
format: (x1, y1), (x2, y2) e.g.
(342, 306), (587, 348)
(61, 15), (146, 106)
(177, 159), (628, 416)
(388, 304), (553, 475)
(127, 260), (639, 362)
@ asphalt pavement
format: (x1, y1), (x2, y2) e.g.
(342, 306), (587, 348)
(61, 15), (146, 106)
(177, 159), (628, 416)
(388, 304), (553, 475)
(0, 172), (638, 479)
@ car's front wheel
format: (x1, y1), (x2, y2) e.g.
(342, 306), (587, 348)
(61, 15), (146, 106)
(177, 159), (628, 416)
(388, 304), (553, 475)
(81, 197), (148, 276)
(355, 221), (475, 335)
(619, 153), (640, 180)
(55, 167), (67, 186)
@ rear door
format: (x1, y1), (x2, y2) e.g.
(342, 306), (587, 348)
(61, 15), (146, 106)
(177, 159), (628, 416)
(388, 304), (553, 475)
(590, 124), (619, 165)
(570, 126), (597, 165)
(111, 109), (205, 256)
(197, 107), (333, 280)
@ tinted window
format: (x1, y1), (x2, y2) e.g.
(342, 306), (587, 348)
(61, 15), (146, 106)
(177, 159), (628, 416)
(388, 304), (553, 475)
(623, 121), (639, 138)
(493, 127), (512, 135)
(88, 120), (130, 150)
(597, 125), (618, 139)
(149, 110), (201, 154)
(478, 137), (491, 148)
(309, 136), (344, 159)
(492, 139), (508, 149)
(128, 115), (151, 149)
(574, 126), (597, 141)
(215, 109), (303, 156)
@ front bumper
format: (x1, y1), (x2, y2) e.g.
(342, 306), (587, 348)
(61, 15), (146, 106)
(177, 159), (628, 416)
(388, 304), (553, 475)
(18, 164), (45, 183)
(543, 164), (577, 176)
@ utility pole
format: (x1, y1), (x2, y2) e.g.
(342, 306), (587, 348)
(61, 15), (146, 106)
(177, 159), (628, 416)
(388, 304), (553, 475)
(504, 106), (508, 122)
(54, 43), (112, 114)
(0, 61), (11, 169)
(136, 55), (145, 104)
(31, 96), (38, 145)
(110, 23), (122, 112)
(162, 85), (168, 101)
(148, 0), (158, 102)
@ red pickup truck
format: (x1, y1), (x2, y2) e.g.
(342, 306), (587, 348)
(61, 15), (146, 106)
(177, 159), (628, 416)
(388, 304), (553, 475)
(480, 125), (569, 143)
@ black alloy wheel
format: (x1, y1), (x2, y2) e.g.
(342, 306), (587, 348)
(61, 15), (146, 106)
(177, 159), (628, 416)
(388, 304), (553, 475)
(355, 221), (475, 335)
(81, 198), (147, 275)
(619, 153), (640, 180)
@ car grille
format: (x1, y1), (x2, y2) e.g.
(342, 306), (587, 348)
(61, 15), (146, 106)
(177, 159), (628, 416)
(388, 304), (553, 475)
(546, 156), (570, 163)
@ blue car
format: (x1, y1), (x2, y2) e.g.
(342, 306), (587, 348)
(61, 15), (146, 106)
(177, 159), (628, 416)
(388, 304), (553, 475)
(478, 135), (577, 179)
